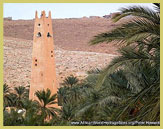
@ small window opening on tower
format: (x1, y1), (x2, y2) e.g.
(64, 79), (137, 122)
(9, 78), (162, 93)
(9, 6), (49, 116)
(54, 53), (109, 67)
(47, 24), (49, 26)
(51, 55), (53, 57)
(47, 32), (51, 37)
(35, 59), (37, 62)
(35, 64), (37, 66)
(51, 51), (53, 53)
(37, 32), (41, 37)
(40, 72), (43, 77)
(38, 24), (41, 26)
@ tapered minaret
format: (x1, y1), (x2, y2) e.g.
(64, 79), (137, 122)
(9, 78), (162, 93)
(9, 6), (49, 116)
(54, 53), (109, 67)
(29, 11), (58, 101)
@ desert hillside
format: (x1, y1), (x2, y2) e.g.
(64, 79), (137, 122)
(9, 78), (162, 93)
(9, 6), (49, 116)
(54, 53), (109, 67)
(3, 17), (123, 54)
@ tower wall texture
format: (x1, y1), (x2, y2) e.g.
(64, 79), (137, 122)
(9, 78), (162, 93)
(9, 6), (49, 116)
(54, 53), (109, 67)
(29, 11), (58, 101)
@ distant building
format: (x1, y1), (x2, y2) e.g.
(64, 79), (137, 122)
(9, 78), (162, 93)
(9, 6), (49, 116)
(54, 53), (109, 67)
(4, 17), (12, 21)
(103, 15), (111, 19)
(89, 16), (101, 19)
(103, 12), (121, 19)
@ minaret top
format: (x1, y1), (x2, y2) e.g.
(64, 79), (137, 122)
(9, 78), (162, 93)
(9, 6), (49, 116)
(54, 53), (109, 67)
(35, 11), (38, 19)
(35, 10), (52, 19)
(41, 10), (46, 18)
(49, 11), (51, 18)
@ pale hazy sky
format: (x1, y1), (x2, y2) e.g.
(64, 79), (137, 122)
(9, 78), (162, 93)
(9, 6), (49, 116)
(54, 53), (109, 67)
(4, 3), (154, 20)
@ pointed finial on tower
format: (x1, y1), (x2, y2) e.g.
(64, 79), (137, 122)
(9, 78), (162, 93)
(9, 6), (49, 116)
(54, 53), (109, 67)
(35, 11), (38, 19)
(48, 11), (51, 18)
(41, 10), (46, 18)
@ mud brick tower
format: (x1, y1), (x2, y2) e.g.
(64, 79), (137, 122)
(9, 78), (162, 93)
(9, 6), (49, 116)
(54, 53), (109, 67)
(29, 11), (58, 101)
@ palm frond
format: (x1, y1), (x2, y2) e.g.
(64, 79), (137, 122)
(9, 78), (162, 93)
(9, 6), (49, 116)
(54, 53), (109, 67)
(113, 6), (159, 24)
(95, 46), (153, 90)
(90, 17), (159, 45)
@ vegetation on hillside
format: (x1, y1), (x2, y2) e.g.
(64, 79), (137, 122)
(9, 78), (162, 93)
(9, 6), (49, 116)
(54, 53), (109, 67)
(3, 3), (160, 126)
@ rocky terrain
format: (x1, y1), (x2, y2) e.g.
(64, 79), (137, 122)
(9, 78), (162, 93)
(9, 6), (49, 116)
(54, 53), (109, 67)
(3, 17), (125, 87)
(3, 37), (117, 87)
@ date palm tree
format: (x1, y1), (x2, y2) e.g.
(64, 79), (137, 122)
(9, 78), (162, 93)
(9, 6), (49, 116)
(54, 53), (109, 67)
(14, 86), (28, 109)
(3, 84), (12, 110)
(90, 3), (159, 87)
(61, 75), (79, 87)
(89, 3), (160, 121)
(34, 88), (60, 120)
